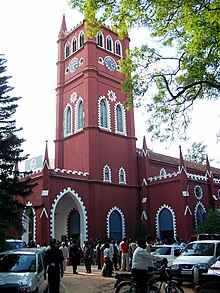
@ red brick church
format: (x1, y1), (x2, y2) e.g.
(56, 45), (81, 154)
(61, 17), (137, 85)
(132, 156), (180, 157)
(21, 16), (220, 247)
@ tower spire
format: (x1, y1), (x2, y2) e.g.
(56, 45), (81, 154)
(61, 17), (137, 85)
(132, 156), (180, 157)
(43, 140), (50, 169)
(59, 14), (67, 38)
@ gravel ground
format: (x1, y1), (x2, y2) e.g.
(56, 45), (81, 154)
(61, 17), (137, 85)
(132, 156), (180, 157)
(59, 264), (193, 292)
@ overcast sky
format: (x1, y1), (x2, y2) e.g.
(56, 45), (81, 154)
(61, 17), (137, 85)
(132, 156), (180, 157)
(1, 0), (219, 169)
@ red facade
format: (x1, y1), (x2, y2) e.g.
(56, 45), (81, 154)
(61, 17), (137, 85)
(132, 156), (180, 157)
(21, 17), (220, 247)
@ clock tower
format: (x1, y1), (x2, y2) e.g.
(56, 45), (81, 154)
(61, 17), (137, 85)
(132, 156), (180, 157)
(55, 17), (138, 186)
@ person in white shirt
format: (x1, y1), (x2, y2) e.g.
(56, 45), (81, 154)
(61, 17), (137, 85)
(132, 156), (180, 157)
(102, 242), (113, 277)
(131, 238), (166, 293)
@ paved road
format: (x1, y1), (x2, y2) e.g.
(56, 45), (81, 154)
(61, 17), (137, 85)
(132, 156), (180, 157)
(60, 265), (193, 292)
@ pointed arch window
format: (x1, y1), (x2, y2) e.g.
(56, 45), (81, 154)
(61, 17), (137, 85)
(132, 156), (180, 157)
(196, 204), (207, 227)
(75, 99), (84, 131)
(115, 40), (122, 56)
(65, 42), (70, 58)
(72, 37), (77, 53)
(64, 105), (72, 136)
(103, 165), (112, 182)
(79, 32), (84, 49)
(99, 98), (110, 130)
(115, 103), (126, 135)
(119, 167), (126, 184)
(97, 32), (104, 47)
(106, 36), (113, 52)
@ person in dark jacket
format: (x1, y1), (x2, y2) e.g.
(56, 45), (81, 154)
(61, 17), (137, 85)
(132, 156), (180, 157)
(44, 239), (64, 293)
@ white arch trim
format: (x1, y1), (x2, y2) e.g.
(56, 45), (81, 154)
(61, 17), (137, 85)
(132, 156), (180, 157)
(155, 204), (177, 241)
(106, 206), (126, 239)
(22, 201), (36, 245)
(50, 187), (88, 247)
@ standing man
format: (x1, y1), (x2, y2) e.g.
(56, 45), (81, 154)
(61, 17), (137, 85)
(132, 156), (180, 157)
(44, 239), (64, 293)
(120, 238), (129, 271)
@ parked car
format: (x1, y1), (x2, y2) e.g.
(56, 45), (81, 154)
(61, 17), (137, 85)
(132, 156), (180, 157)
(5, 239), (27, 250)
(171, 240), (220, 283)
(0, 248), (48, 293)
(193, 258), (220, 293)
(151, 244), (182, 267)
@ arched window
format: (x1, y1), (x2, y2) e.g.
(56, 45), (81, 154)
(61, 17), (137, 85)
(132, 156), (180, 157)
(116, 104), (123, 132)
(115, 103), (126, 135)
(72, 37), (77, 53)
(65, 42), (70, 58)
(76, 100), (84, 130)
(64, 106), (72, 135)
(106, 36), (113, 52)
(196, 204), (207, 227)
(100, 99), (108, 128)
(103, 165), (111, 182)
(160, 168), (166, 178)
(79, 32), (84, 49)
(97, 32), (104, 47)
(115, 40), (122, 56)
(119, 168), (126, 184)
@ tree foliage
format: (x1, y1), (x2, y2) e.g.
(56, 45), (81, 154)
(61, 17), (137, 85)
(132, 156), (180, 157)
(185, 142), (208, 164)
(69, 0), (220, 141)
(0, 55), (36, 250)
(196, 208), (220, 234)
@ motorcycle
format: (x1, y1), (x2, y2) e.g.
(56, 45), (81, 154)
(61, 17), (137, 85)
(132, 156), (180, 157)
(114, 265), (184, 293)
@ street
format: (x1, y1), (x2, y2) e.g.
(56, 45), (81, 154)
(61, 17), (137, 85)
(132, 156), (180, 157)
(60, 265), (193, 292)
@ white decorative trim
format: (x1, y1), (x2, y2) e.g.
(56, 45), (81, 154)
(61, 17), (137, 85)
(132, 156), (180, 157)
(115, 40), (122, 57)
(22, 202), (36, 245)
(141, 211), (148, 220)
(194, 201), (206, 228)
(118, 167), (126, 184)
(106, 35), (113, 52)
(107, 90), (117, 102)
(74, 97), (84, 133)
(63, 103), (73, 137)
(194, 185), (203, 200)
(142, 178), (148, 186)
(50, 187), (88, 247)
(184, 205), (192, 215)
(142, 197), (147, 203)
(70, 92), (77, 103)
(103, 164), (112, 182)
(114, 102), (127, 136)
(106, 206), (126, 239)
(98, 96), (111, 131)
(155, 204), (177, 240)
(40, 208), (49, 219)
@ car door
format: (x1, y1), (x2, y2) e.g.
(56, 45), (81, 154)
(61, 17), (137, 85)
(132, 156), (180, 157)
(37, 252), (47, 293)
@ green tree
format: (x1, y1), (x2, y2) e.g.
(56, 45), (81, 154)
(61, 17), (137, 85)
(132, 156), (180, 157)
(185, 142), (208, 164)
(196, 208), (220, 234)
(69, 0), (220, 141)
(0, 55), (36, 250)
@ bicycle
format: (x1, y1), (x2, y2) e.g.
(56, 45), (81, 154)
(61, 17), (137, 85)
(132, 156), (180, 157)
(114, 265), (184, 293)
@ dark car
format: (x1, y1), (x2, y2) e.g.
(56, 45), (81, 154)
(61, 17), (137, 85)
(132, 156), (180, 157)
(5, 239), (27, 250)
(0, 248), (47, 293)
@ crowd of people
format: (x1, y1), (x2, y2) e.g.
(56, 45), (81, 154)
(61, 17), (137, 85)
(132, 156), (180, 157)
(30, 235), (187, 292)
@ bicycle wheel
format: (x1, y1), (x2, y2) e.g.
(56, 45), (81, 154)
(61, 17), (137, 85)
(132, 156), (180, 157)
(165, 282), (184, 293)
(115, 281), (138, 293)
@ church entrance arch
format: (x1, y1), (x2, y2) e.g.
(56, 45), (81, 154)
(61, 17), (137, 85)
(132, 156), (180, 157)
(156, 205), (176, 243)
(51, 187), (87, 247)
(109, 210), (122, 241)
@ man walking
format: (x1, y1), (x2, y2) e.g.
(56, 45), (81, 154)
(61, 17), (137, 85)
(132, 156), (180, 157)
(44, 239), (64, 293)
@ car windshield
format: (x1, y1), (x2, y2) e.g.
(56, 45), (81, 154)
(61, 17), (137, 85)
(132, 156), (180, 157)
(151, 247), (171, 255)
(0, 254), (36, 272)
(181, 243), (215, 256)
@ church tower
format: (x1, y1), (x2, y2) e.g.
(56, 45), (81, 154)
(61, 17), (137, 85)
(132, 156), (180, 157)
(55, 16), (138, 185)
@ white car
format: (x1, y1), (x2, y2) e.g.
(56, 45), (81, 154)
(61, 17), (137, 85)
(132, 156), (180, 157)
(151, 244), (182, 267)
(0, 248), (48, 293)
(171, 240), (220, 283)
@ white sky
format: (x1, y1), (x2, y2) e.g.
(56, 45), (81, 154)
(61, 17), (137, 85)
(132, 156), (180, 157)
(1, 0), (219, 169)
